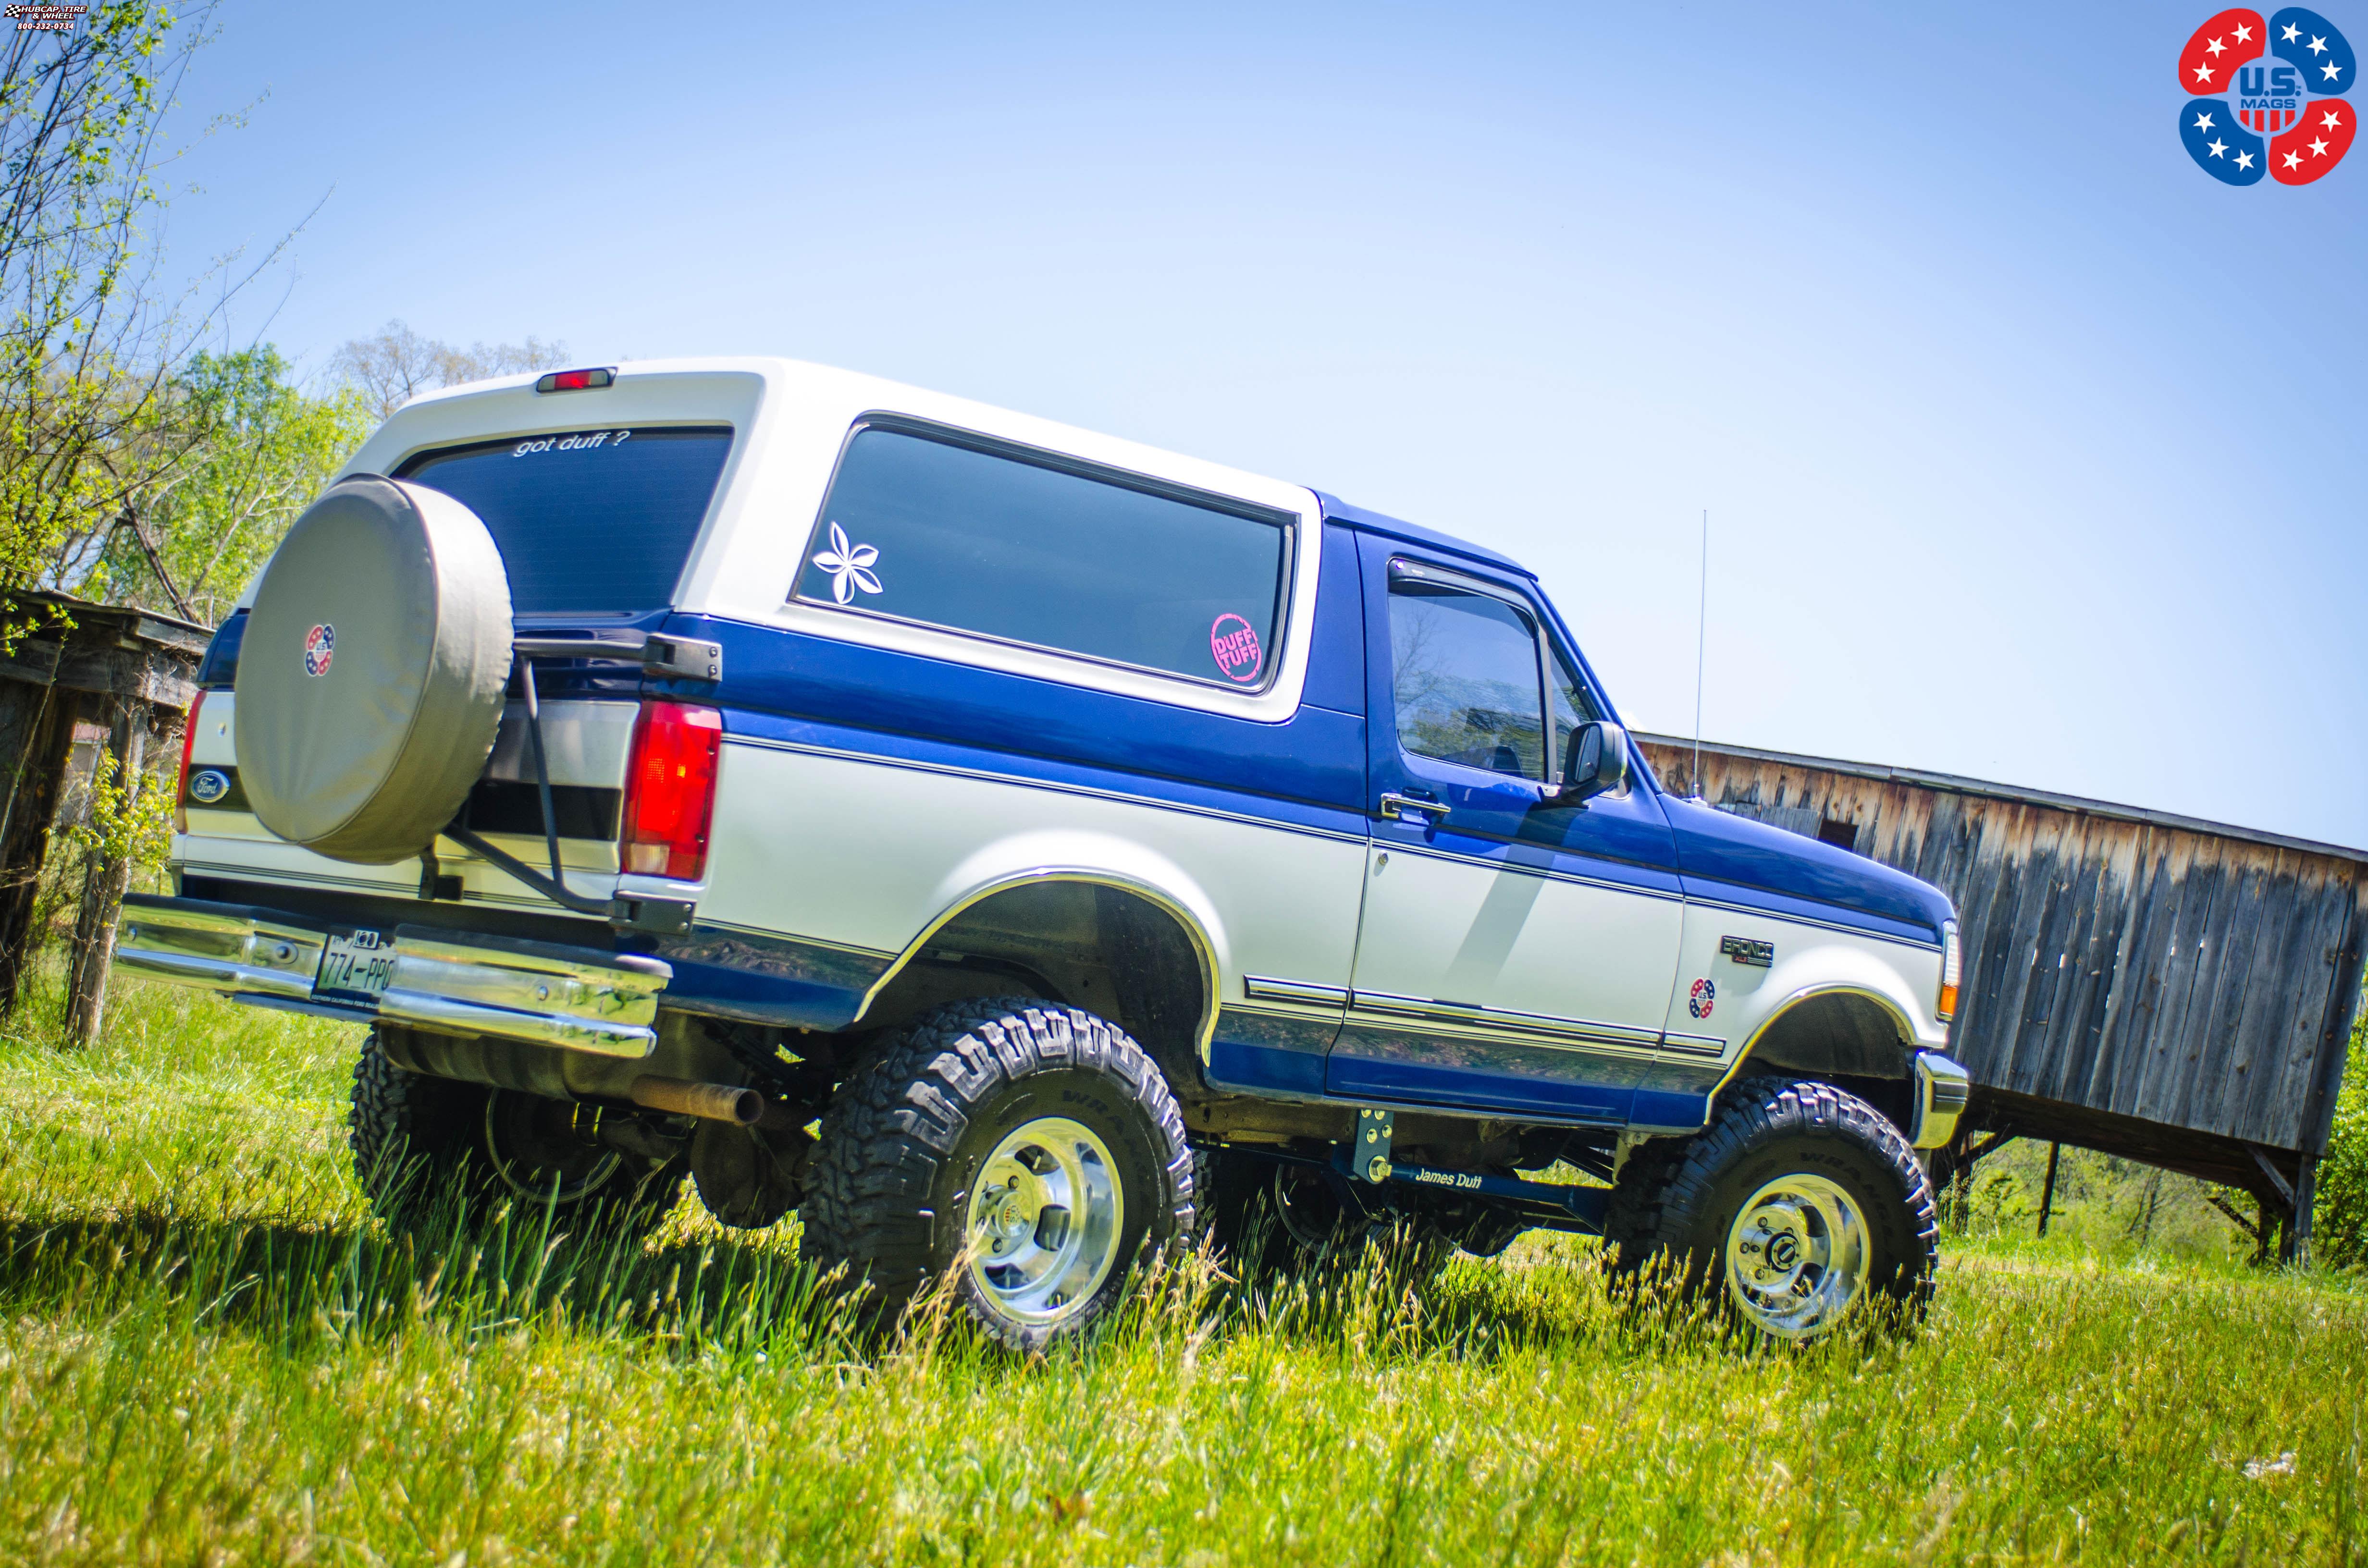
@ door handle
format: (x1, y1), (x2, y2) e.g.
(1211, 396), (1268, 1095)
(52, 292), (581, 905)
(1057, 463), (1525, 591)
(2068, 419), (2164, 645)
(1378, 792), (1449, 824)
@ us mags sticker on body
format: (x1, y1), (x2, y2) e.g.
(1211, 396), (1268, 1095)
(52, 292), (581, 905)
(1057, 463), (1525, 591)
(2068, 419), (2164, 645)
(303, 624), (334, 677)
(1209, 613), (1263, 683)
(1689, 977), (1716, 1019)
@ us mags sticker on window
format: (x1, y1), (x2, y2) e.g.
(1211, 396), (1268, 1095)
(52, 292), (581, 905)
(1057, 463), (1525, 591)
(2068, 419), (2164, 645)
(1209, 613), (1263, 683)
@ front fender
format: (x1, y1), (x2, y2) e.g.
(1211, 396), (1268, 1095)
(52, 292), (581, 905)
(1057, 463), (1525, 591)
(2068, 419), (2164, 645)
(1723, 938), (1949, 1066)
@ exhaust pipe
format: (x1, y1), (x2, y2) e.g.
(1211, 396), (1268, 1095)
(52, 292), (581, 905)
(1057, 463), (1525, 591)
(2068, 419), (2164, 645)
(630, 1075), (763, 1125)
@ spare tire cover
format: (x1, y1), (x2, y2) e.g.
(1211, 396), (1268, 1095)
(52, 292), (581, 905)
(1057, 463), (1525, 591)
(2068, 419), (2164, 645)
(235, 476), (513, 864)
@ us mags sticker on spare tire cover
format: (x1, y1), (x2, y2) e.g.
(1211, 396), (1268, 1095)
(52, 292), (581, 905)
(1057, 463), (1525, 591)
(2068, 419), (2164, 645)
(303, 623), (335, 677)
(1209, 613), (1262, 683)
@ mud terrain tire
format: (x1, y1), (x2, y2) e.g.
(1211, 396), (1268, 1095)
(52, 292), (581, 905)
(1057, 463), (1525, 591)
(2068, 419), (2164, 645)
(348, 1030), (682, 1237)
(802, 999), (1194, 1351)
(1604, 1076), (1938, 1342)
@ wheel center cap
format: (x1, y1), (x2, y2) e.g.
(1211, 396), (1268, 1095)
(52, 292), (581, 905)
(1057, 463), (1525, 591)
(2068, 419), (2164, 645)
(1765, 1231), (1801, 1272)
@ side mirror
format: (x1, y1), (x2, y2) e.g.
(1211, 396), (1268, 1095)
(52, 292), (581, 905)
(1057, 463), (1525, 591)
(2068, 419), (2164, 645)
(1547, 720), (1629, 807)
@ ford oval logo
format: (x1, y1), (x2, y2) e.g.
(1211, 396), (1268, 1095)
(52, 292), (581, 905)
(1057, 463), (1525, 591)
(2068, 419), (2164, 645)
(188, 768), (230, 805)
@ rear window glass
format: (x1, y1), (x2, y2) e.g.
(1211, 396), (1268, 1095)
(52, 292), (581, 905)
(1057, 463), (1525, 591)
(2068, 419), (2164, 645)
(395, 426), (732, 615)
(794, 424), (1291, 687)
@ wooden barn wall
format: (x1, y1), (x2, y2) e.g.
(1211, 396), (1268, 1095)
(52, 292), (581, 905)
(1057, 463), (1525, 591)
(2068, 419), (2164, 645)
(1638, 741), (2368, 1156)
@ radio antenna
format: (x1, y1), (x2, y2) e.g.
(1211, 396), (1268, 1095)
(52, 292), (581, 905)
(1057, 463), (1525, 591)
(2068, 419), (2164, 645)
(1692, 508), (1707, 799)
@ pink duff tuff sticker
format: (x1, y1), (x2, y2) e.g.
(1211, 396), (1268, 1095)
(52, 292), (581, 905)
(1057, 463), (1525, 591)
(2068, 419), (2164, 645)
(1209, 613), (1263, 683)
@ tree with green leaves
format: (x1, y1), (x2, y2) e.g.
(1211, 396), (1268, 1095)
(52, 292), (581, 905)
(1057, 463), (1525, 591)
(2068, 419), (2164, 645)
(61, 347), (372, 623)
(0, 3), (230, 635)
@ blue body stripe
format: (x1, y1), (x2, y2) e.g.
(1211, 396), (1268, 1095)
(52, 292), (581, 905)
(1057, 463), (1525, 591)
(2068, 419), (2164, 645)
(1326, 1042), (1632, 1126)
(656, 923), (891, 1030)
(1209, 1010), (1334, 1098)
(1324, 1020), (1728, 1128)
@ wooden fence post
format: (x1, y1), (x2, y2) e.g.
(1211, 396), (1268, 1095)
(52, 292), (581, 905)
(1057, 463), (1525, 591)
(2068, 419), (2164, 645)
(0, 675), (82, 1012)
(62, 697), (156, 1044)
(2283, 1156), (2316, 1267)
(2036, 1142), (2060, 1237)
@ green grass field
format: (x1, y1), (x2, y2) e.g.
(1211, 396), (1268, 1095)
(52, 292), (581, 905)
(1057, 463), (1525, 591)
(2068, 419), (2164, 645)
(2, 972), (2363, 1566)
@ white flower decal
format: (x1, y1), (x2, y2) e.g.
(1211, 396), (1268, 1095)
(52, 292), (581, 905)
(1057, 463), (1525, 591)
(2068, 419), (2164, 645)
(811, 521), (883, 604)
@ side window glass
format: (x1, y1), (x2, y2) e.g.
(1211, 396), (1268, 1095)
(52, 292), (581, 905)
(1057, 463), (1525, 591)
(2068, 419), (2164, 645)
(1387, 570), (1545, 779)
(1548, 647), (1595, 783)
(795, 425), (1290, 688)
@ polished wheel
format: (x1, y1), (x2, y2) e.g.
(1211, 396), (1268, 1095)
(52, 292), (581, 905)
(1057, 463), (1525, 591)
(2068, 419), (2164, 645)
(1723, 1173), (1869, 1340)
(1270, 1164), (1352, 1249)
(965, 1116), (1125, 1326)
(483, 1090), (626, 1203)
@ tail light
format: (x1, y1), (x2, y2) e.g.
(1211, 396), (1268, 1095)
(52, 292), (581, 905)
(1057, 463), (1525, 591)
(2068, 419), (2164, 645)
(1936, 920), (1962, 1022)
(173, 690), (205, 834)
(620, 701), (723, 880)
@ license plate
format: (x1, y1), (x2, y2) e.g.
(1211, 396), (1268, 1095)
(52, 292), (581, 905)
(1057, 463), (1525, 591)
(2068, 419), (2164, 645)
(315, 929), (395, 1004)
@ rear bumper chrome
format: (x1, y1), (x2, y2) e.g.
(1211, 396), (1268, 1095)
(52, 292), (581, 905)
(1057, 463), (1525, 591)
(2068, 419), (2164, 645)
(115, 894), (668, 1058)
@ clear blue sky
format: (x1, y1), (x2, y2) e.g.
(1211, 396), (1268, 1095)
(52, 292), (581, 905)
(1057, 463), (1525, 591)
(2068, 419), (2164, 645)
(162, 1), (2368, 847)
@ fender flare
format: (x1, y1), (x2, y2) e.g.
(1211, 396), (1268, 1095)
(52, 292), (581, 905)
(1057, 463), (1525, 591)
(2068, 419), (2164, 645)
(854, 855), (1226, 1060)
(1706, 980), (1923, 1102)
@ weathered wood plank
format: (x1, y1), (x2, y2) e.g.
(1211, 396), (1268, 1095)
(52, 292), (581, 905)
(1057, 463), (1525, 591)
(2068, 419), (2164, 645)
(1641, 736), (2367, 1159)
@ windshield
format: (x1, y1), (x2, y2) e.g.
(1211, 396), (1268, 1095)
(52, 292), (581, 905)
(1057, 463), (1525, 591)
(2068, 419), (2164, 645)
(395, 425), (732, 615)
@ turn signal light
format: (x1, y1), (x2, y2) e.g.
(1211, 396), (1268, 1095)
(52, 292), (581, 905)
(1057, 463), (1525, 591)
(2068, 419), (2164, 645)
(1936, 921), (1962, 1023)
(620, 701), (723, 881)
(174, 690), (204, 835)
(534, 367), (615, 393)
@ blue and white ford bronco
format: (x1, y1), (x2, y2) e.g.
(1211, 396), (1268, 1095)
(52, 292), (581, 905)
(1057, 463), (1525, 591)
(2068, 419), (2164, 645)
(121, 358), (1970, 1348)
